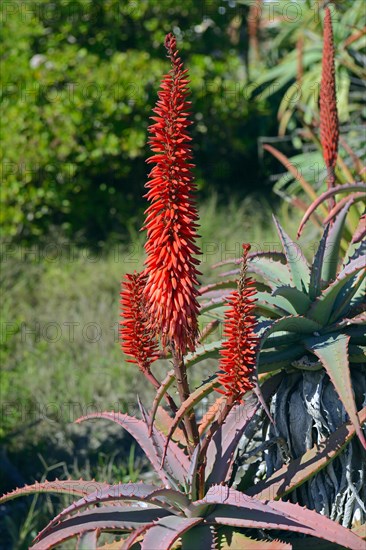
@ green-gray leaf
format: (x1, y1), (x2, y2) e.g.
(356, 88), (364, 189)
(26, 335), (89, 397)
(304, 333), (366, 450)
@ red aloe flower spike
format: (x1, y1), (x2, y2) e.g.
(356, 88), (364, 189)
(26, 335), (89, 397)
(143, 33), (201, 356)
(320, 6), (339, 210)
(120, 272), (159, 377)
(217, 244), (258, 403)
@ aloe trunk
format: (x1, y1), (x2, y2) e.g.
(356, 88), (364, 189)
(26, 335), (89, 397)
(267, 366), (365, 527)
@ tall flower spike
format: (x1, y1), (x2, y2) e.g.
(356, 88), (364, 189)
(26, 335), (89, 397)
(120, 272), (159, 373)
(217, 244), (258, 402)
(143, 33), (201, 356)
(320, 6), (339, 196)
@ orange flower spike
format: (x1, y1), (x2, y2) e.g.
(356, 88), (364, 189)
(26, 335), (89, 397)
(217, 244), (258, 402)
(143, 33), (201, 356)
(120, 272), (159, 373)
(320, 6), (339, 190)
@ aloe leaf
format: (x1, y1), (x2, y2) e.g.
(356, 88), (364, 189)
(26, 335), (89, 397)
(310, 224), (330, 300)
(141, 516), (203, 550)
(155, 406), (185, 442)
(204, 397), (260, 488)
(273, 216), (310, 292)
(248, 406), (366, 500)
(321, 199), (354, 283)
(329, 270), (365, 323)
(212, 251), (285, 269)
(121, 524), (152, 549)
(149, 369), (176, 429)
(185, 341), (222, 367)
(0, 479), (109, 504)
(141, 398), (191, 491)
(186, 443), (201, 501)
(181, 525), (217, 549)
(199, 280), (237, 296)
(32, 507), (171, 549)
(273, 287), (311, 314)
(219, 531), (291, 549)
(205, 375), (283, 487)
(267, 501), (365, 550)
(200, 296), (228, 315)
(352, 212), (366, 244)
(259, 316), (322, 349)
(304, 333), (366, 450)
(323, 193), (366, 225)
(201, 488), (364, 549)
(163, 377), (218, 454)
(262, 333), (301, 349)
(198, 395), (227, 437)
(248, 257), (293, 289)
(297, 183), (366, 237)
(308, 256), (366, 325)
(37, 482), (188, 541)
(77, 530), (98, 550)
(352, 523), (366, 540)
(75, 413), (189, 487)
(258, 345), (305, 373)
(255, 316), (322, 382)
(255, 301), (291, 319)
(343, 239), (366, 269)
(198, 319), (220, 343)
(257, 291), (298, 315)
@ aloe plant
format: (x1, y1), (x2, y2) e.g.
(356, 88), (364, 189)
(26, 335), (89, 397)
(203, 205), (365, 526)
(261, 4), (365, 238)
(2, 393), (365, 548)
(2, 20), (365, 550)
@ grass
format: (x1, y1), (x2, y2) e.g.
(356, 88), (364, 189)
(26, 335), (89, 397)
(0, 195), (314, 546)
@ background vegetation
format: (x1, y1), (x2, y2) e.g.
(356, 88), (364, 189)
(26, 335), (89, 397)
(0, 0), (364, 547)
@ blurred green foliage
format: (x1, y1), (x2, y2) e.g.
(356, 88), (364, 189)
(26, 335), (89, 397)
(1, 0), (363, 243)
(1, 0), (270, 242)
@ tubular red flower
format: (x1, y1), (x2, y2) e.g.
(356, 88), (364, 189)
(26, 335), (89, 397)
(142, 33), (201, 356)
(217, 244), (258, 402)
(320, 7), (339, 176)
(120, 272), (159, 373)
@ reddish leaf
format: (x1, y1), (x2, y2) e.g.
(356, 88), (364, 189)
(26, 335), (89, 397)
(36, 482), (184, 541)
(219, 531), (291, 549)
(33, 507), (171, 549)
(200, 486), (365, 549)
(352, 212), (366, 244)
(163, 378), (219, 461)
(141, 516), (203, 550)
(0, 479), (109, 504)
(121, 524), (152, 549)
(297, 183), (366, 237)
(205, 375), (282, 486)
(77, 529), (99, 549)
(323, 193), (366, 225)
(75, 413), (189, 487)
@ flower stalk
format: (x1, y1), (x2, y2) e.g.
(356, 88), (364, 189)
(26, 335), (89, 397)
(143, 33), (201, 358)
(320, 6), (339, 211)
(142, 33), (201, 453)
(216, 243), (258, 404)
